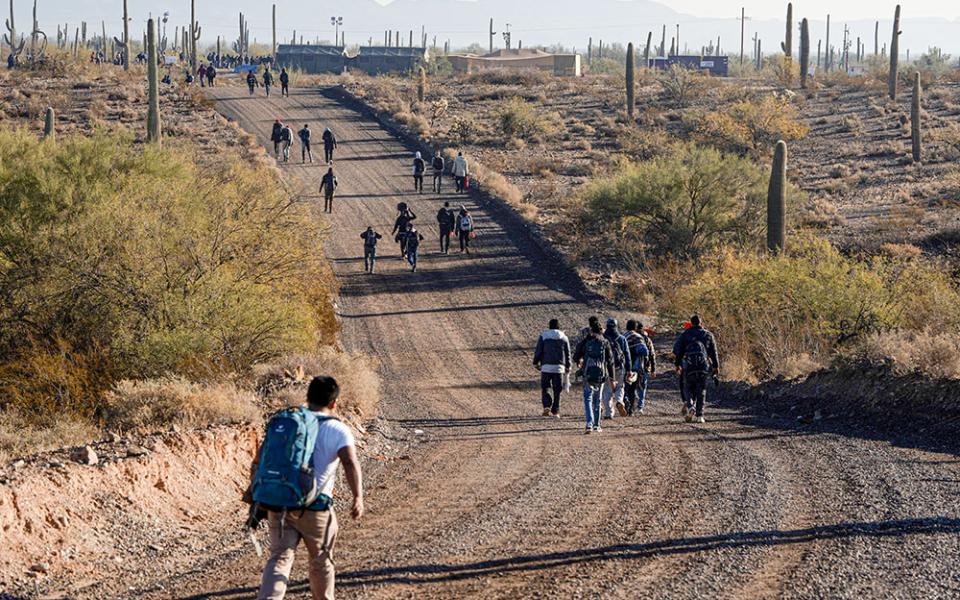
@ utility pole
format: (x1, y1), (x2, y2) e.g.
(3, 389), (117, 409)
(738, 8), (750, 66)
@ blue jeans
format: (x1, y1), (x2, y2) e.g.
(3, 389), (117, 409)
(583, 383), (602, 428)
(625, 372), (649, 414)
(407, 247), (419, 270)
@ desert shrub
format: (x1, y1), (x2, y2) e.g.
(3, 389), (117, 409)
(657, 64), (710, 107)
(449, 115), (480, 144)
(0, 410), (98, 462)
(496, 96), (558, 140)
(690, 94), (809, 156)
(0, 129), (336, 419)
(766, 55), (800, 87)
(859, 329), (960, 379)
(586, 58), (623, 77)
(915, 47), (953, 85)
(579, 143), (802, 257)
(465, 69), (549, 86)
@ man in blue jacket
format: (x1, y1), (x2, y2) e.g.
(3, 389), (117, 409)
(533, 318), (572, 417)
(673, 314), (720, 423)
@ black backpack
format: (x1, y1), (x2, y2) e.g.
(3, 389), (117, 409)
(682, 340), (710, 374)
(583, 337), (607, 385)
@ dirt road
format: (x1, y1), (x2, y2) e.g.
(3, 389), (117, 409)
(154, 87), (960, 599)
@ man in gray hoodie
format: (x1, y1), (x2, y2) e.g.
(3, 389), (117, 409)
(533, 318), (572, 417)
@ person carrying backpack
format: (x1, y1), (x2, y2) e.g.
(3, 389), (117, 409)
(412, 151), (426, 193)
(299, 124), (313, 163)
(280, 68), (290, 97)
(249, 376), (364, 600)
(436, 201), (455, 254)
(246, 70), (258, 95)
(279, 123), (293, 162)
(601, 318), (632, 419)
(262, 69), (274, 97)
(401, 223), (425, 272)
(392, 203), (417, 258)
(270, 119), (284, 158)
(322, 128), (337, 163)
(206, 64), (216, 86)
(673, 314), (719, 424)
(623, 320), (656, 416)
(431, 152), (445, 193)
(319, 168), (338, 213)
(573, 318), (616, 433)
(456, 206), (474, 254)
(360, 226), (382, 274)
(452, 152), (469, 193)
(533, 318), (572, 417)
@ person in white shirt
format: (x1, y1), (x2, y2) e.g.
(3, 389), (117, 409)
(257, 376), (364, 600)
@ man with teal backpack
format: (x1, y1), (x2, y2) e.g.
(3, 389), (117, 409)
(249, 376), (364, 600)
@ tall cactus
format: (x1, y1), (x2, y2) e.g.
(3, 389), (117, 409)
(488, 18), (494, 53)
(659, 25), (666, 56)
(190, 0), (201, 70)
(911, 71), (922, 163)
(271, 4), (276, 62)
(146, 18), (161, 145)
(43, 106), (54, 141)
(889, 5), (901, 100)
(417, 66), (426, 102)
(799, 18), (810, 89)
(643, 31), (652, 67)
(824, 14), (831, 71)
(113, 0), (129, 70)
(625, 41), (635, 117)
(4, 0), (25, 62)
(781, 2), (793, 57)
(767, 141), (788, 253)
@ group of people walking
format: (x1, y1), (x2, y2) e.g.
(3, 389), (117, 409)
(533, 314), (720, 432)
(248, 68), (291, 97)
(270, 120), (337, 166)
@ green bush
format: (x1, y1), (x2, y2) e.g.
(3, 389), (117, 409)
(688, 94), (809, 157)
(496, 96), (559, 140)
(0, 128), (336, 419)
(579, 143), (802, 257)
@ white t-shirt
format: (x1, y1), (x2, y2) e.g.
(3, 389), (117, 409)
(311, 417), (355, 498)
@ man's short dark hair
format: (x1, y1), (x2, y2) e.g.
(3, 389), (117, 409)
(626, 320), (637, 331)
(444, 201), (450, 207)
(588, 316), (599, 327)
(548, 318), (559, 330)
(307, 376), (340, 409)
(691, 314), (701, 327)
(590, 321), (603, 335)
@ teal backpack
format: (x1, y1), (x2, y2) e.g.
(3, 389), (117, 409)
(252, 407), (333, 509)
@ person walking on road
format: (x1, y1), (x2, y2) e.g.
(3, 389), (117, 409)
(298, 124), (313, 163)
(279, 123), (293, 163)
(320, 168), (338, 213)
(573, 319), (616, 433)
(401, 223), (425, 272)
(455, 206), (474, 254)
(360, 227), (382, 274)
(533, 318), (572, 418)
(322, 128), (338, 163)
(392, 203), (417, 259)
(452, 152), (469, 194)
(673, 315), (720, 424)
(253, 376), (364, 600)
(623, 320), (656, 416)
(412, 151), (426, 193)
(206, 64), (216, 87)
(436, 201), (455, 254)
(246, 70), (258, 95)
(601, 318), (632, 419)
(197, 63), (207, 87)
(280, 68), (290, 97)
(431, 151), (445, 193)
(271, 119), (284, 158)
(262, 69), (274, 97)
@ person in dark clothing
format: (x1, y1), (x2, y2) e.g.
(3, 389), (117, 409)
(360, 227), (382, 273)
(431, 152), (445, 193)
(270, 119), (283, 158)
(533, 318), (572, 417)
(673, 315), (720, 424)
(279, 68), (290, 97)
(322, 128), (337, 163)
(206, 65), (216, 86)
(401, 224), (425, 272)
(246, 70), (257, 95)
(298, 124), (313, 163)
(572, 319), (616, 433)
(412, 152), (426, 193)
(262, 69), (273, 96)
(198, 64), (207, 87)
(601, 317), (632, 419)
(392, 203), (417, 258)
(436, 201), (455, 254)
(623, 320), (656, 416)
(319, 168), (338, 213)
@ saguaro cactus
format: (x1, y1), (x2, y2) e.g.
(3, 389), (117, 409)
(800, 18), (810, 89)
(43, 106), (54, 141)
(417, 66), (426, 102)
(767, 141), (788, 253)
(781, 2), (793, 57)
(659, 25), (666, 56)
(889, 5), (901, 100)
(874, 21), (879, 56)
(271, 4), (276, 62)
(824, 14), (831, 71)
(625, 42), (635, 117)
(190, 0), (201, 70)
(113, 0), (129, 70)
(643, 31), (652, 67)
(4, 0), (25, 62)
(911, 71), (922, 162)
(146, 18), (161, 144)
(488, 18), (494, 53)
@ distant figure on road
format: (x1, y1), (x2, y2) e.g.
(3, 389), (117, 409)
(601, 318), (632, 419)
(280, 68), (290, 97)
(322, 128), (337, 163)
(452, 152), (469, 193)
(431, 151), (445, 193)
(360, 226), (382, 274)
(246, 70), (257, 95)
(401, 223), (425, 272)
(533, 318), (572, 418)
(298, 124), (313, 163)
(270, 119), (283, 158)
(320, 168), (338, 213)
(279, 123), (293, 162)
(455, 205), (474, 254)
(623, 320), (656, 416)
(197, 63), (207, 87)
(252, 376), (364, 600)
(206, 65), (216, 86)
(573, 318), (616, 434)
(673, 315), (720, 424)
(436, 201), (455, 254)
(262, 69), (273, 97)
(412, 151), (426, 193)
(392, 203), (417, 258)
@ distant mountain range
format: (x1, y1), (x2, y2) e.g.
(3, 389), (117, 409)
(29, 0), (960, 57)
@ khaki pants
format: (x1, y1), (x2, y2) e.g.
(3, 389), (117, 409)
(258, 509), (339, 600)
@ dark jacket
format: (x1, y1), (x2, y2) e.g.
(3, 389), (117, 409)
(603, 325), (632, 373)
(436, 207), (455, 231)
(298, 127), (311, 143)
(270, 123), (283, 142)
(573, 333), (616, 381)
(361, 230), (382, 247)
(673, 326), (720, 371)
(320, 172), (337, 193)
(432, 155), (445, 171)
(393, 210), (417, 235)
(322, 129), (336, 148)
(280, 71), (289, 84)
(624, 330), (656, 373)
(263, 71), (273, 85)
(402, 230), (425, 250)
(413, 157), (426, 175)
(533, 329), (572, 375)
